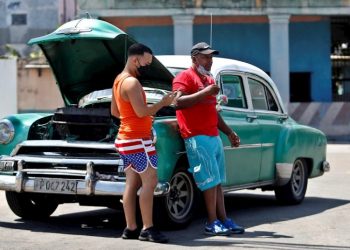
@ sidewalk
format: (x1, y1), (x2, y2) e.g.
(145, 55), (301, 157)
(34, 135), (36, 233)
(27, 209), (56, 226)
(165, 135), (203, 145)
(327, 143), (350, 153)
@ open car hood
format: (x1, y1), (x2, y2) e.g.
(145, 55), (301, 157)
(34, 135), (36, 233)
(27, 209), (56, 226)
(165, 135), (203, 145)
(28, 18), (174, 105)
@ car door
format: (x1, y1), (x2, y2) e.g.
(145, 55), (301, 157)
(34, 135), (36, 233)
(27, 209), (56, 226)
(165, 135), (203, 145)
(247, 75), (286, 182)
(217, 72), (262, 187)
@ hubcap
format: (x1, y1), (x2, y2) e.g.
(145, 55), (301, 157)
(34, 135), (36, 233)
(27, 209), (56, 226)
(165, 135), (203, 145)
(291, 160), (305, 196)
(167, 171), (194, 220)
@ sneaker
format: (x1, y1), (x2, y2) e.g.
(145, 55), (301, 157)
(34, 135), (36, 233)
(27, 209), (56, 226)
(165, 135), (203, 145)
(222, 218), (245, 234)
(205, 219), (231, 236)
(122, 227), (140, 239)
(138, 226), (169, 243)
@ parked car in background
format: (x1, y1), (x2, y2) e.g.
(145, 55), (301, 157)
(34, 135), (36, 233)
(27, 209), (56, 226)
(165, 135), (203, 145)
(0, 18), (330, 228)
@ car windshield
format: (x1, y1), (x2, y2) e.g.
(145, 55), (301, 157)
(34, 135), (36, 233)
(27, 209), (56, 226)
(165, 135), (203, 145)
(167, 67), (185, 76)
(78, 87), (169, 107)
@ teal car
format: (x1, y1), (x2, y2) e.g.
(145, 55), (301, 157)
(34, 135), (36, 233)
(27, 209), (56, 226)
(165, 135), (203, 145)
(0, 18), (329, 227)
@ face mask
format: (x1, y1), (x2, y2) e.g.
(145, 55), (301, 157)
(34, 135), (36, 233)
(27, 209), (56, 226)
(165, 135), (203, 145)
(136, 58), (151, 76)
(137, 64), (150, 76)
(197, 65), (211, 76)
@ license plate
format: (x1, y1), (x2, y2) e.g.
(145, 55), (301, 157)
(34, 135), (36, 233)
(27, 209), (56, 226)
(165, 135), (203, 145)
(34, 178), (77, 194)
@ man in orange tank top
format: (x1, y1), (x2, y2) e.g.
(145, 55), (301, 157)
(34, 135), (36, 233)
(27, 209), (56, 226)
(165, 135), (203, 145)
(111, 43), (175, 243)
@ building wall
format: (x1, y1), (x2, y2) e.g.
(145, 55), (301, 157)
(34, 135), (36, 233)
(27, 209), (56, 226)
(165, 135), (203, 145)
(17, 63), (64, 112)
(127, 26), (174, 55)
(103, 16), (174, 55)
(290, 19), (331, 101)
(0, 0), (76, 56)
(0, 58), (17, 118)
(193, 16), (270, 71)
(0, 1), (8, 55)
(120, 16), (332, 102)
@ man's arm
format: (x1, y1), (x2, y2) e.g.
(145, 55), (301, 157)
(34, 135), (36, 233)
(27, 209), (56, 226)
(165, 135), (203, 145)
(125, 78), (175, 117)
(174, 84), (220, 109)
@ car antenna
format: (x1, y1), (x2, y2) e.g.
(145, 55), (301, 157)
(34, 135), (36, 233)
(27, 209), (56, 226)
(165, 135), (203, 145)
(210, 13), (213, 46)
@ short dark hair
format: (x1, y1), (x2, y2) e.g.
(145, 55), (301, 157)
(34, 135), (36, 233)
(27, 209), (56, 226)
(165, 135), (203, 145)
(128, 43), (153, 56)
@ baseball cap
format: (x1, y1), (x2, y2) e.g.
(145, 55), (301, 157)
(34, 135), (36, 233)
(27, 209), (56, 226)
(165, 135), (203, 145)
(191, 42), (219, 56)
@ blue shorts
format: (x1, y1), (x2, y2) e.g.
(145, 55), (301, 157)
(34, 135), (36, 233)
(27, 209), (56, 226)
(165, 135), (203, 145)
(115, 138), (158, 173)
(184, 135), (226, 191)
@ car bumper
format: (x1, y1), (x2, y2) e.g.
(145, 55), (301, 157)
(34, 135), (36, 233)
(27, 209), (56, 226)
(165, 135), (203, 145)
(0, 174), (170, 196)
(322, 160), (330, 172)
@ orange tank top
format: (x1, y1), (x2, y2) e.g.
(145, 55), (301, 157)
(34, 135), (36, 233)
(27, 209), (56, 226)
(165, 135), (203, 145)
(114, 72), (152, 139)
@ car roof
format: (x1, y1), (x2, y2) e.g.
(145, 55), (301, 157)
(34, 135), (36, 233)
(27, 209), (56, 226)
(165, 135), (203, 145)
(156, 55), (286, 114)
(156, 55), (271, 83)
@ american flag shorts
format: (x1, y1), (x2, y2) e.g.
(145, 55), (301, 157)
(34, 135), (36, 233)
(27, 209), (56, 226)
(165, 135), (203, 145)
(115, 138), (158, 173)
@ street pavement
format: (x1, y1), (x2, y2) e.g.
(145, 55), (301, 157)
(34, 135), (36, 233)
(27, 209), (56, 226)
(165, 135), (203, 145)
(0, 144), (349, 250)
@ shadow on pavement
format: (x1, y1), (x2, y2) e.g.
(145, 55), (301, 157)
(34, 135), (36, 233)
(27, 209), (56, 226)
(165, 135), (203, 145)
(0, 192), (349, 245)
(169, 192), (350, 249)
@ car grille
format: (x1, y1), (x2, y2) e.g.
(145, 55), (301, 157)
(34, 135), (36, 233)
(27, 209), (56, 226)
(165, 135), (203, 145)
(10, 140), (124, 181)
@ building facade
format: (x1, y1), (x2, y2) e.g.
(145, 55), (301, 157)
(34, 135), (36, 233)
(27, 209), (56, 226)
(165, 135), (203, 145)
(78, 0), (350, 105)
(0, 0), (77, 56)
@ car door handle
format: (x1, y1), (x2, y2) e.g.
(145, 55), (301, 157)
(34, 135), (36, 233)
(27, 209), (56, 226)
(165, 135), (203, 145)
(278, 114), (289, 123)
(246, 114), (257, 122)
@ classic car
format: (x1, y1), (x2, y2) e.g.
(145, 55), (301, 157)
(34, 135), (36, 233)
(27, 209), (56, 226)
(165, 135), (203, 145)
(0, 18), (330, 227)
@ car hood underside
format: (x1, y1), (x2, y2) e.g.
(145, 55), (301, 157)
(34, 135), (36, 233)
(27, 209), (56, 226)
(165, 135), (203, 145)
(28, 18), (174, 105)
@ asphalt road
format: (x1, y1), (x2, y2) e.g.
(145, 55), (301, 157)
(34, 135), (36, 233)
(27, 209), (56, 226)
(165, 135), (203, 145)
(0, 144), (350, 250)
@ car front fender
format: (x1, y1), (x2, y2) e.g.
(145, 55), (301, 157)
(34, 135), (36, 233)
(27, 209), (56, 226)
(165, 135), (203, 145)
(0, 113), (51, 156)
(153, 118), (185, 182)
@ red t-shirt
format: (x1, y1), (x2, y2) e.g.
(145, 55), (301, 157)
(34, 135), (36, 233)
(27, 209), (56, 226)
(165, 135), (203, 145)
(172, 67), (219, 139)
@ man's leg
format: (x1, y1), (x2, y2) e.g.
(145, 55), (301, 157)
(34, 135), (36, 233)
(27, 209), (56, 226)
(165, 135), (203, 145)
(216, 184), (245, 234)
(203, 185), (218, 223)
(216, 184), (227, 222)
(139, 164), (158, 229)
(123, 168), (142, 230)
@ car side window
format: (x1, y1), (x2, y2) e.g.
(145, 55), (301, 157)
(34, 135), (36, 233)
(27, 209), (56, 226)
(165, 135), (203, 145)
(248, 78), (278, 112)
(220, 74), (247, 109)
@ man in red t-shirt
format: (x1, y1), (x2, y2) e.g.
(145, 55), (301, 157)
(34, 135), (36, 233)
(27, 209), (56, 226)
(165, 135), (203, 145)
(172, 42), (245, 236)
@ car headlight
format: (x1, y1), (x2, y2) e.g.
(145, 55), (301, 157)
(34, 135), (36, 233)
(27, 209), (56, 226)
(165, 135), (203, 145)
(0, 119), (15, 144)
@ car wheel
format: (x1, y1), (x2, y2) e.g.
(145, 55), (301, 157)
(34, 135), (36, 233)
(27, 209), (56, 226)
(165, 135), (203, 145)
(274, 158), (308, 205)
(155, 168), (200, 228)
(5, 191), (58, 219)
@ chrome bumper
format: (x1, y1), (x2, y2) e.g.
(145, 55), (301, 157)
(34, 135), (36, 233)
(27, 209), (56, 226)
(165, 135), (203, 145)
(0, 174), (170, 196)
(0, 160), (169, 196)
(322, 161), (330, 172)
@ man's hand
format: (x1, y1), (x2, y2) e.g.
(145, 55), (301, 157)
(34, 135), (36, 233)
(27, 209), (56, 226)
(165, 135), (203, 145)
(228, 131), (240, 147)
(160, 91), (177, 106)
(203, 84), (220, 96)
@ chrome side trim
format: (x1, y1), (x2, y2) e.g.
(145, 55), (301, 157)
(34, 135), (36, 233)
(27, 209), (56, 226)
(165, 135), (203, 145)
(224, 143), (261, 150)
(222, 180), (275, 192)
(180, 143), (274, 152)
(276, 162), (293, 186)
(224, 143), (274, 150)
